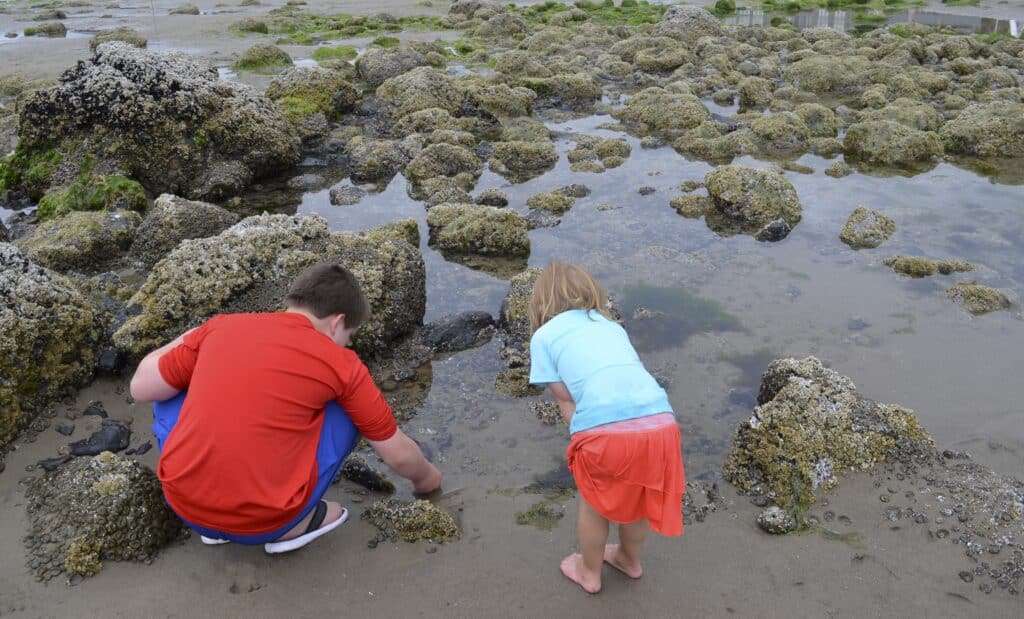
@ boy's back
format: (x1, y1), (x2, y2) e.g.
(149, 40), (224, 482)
(157, 312), (396, 535)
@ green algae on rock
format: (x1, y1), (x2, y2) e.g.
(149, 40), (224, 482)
(824, 160), (853, 178)
(670, 194), (711, 219)
(230, 17), (269, 34)
(883, 255), (974, 278)
(839, 206), (895, 249)
(24, 22), (67, 37)
(704, 165), (802, 240)
(363, 498), (460, 543)
(24, 452), (184, 581)
(426, 204), (530, 258)
(19, 210), (142, 273)
(723, 357), (933, 515)
(515, 497), (567, 530)
(526, 189), (576, 215)
(90, 28), (147, 51)
(36, 163), (147, 221)
(946, 282), (1012, 315)
(16, 44), (299, 201)
(0, 146), (60, 201)
(266, 67), (359, 121)
(113, 214), (425, 362)
(234, 43), (293, 71)
(940, 102), (1024, 158)
(612, 87), (710, 135)
(0, 244), (104, 450)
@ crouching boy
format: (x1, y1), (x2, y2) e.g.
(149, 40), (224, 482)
(129, 262), (442, 553)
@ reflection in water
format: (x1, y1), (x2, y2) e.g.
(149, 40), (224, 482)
(723, 8), (1021, 36)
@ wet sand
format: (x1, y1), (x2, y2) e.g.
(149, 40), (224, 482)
(2, 1), (1024, 617)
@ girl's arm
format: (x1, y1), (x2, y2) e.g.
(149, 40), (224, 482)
(548, 382), (575, 425)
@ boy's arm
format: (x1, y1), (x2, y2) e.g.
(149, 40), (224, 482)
(129, 328), (197, 403)
(367, 430), (443, 494)
(548, 381), (575, 425)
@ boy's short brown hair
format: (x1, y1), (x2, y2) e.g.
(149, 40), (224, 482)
(285, 263), (371, 326)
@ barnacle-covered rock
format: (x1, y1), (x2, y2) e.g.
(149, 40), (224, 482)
(738, 77), (773, 111)
(794, 103), (837, 138)
(339, 453), (395, 493)
(843, 121), (942, 166)
(128, 194), (238, 267)
(404, 143), (483, 186)
(23, 452), (183, 580)
(703, 165), (802, 240)
(14, 43), (299, 201)
(757, 506), (797, 535)
(946, 282), (1012, 315)
(488, 141), (558, 183)
(839, 206), (895, 249)
(939, 102), (1024, 158)
(670, 194), (711, 219)
(357, 48), (430, 88)
(652, 5), (722, 44)
(426, 204), (529, 257)
(464, 82), (536, 119)
(112, 214), (425, 361)
(526, 189), (575, 215)
(861, 101), (944, 132)
(612, 87), (710, 135)
(749, 112), (809, 155)
(475, 188), (508, 207)
(0, 244), (103, 449)
(234, 43), (292, 71)
(364, 498), (460, 543)
(377, 67), (465, 120)
(18, 210), (142, 273)
(723, 357), (933, 512)
(346, 137), (406, 184)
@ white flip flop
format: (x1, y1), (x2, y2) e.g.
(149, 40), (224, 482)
(200, 535), (231, 545)
(264, 502), (349, 554)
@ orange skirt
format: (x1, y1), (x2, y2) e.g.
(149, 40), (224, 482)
(566, 414), (685, 537)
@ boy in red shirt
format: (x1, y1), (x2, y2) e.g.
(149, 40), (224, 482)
(130, 263), (442, 553)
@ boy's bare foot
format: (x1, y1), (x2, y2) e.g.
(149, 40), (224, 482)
(603, 544), (643, 579)
(560, 553), (602, 594)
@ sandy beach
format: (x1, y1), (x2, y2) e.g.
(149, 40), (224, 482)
(1, 0), (1023, 617)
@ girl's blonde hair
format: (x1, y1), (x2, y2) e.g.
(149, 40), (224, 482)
(529, 261), (612, 332)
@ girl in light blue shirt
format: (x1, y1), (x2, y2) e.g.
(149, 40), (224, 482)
(528, 261), (685, 594)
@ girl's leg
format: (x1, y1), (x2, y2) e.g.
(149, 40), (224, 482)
(561, 496), (609, 593)
(604, 519), (646, 579)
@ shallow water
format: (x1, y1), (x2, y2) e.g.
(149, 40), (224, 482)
(288, 110), (1024, 483)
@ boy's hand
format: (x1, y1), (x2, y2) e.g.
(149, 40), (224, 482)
(412, 463), (443, 496)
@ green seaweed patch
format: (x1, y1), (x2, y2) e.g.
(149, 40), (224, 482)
(311, 44), (357, 61)
(0, 146), (60, 201)
(758, 0), (922, 13)
(36, 161), (146, 220)
(515, 496), (570, 531)
(233, 44), (293, 71)
(513, 0), (666, 27)
(711, 0), (737, 16)
(371, 36), (400, 48)
(621, 281), (743, 351)
(941, 0), (979, 5)
(268, 10), (447, 45)
(276, 95), (321, 121)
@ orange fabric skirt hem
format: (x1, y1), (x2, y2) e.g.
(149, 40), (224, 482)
(567, 421), (686, 537)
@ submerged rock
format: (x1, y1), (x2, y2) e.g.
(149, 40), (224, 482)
(883, 255), (974, 278)
(0, 245), (103, 450)
(704, 166), (802, 240)
(723, 357), (933, 513)
(426, 204), (529, 258)
(363, 498), (460, 543)
(670, 194), (711, 219)
(839, 207), (895, 249)
(946, 282), (1011, 315)
(24, 452), (183, 580)
(14, 43), (299, 201)
(422, 311), (495, 353)
(128, 194), (239, 268)
(113, 215), (425, 361)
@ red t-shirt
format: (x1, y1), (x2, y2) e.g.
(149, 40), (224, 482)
(156, 312), (397, 534)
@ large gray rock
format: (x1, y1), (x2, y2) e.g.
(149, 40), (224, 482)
(0, 244), (104, 449)
(652, 6), (723, 43)
(16, 43), (300, 201)
(357, 48), (430, 88)
(112, 214), (425, 362)
(129, 194), (239, 267)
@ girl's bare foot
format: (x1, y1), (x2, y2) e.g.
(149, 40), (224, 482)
(560, 553), (602, 593)
(603, 544), (643, 579)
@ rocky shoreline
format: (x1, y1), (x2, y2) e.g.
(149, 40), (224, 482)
(1, 0), (1022, 613)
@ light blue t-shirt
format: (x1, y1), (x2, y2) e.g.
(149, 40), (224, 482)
(529, 309), (673, 434)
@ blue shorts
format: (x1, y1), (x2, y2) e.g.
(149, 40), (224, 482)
(152, 392), (360, 544)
